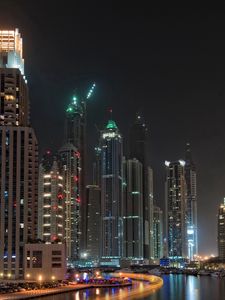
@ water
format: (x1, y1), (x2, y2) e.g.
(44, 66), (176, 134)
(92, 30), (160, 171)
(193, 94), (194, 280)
(35, 275), (225, 300)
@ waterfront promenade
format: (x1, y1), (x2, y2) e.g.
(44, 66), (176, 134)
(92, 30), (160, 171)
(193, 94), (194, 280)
(0, 273), (163, 300)
(0, 282), (132, 300)
(109, 272), (163, 300)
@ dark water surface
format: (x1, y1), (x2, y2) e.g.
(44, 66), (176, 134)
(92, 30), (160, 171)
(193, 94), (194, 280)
(35, 275), (225, 300)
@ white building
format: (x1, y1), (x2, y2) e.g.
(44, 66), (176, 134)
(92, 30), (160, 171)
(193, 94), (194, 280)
(24, 243), (66, 282)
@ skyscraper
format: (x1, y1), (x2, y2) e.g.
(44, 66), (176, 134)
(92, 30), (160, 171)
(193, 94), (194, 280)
(153, 205), (163, 260)
(147, 167), (154, 261)
(185, 142), (198, 259)
(59, 143), (80, 260)
(38, 151), (64, 243)
(64, 84), (95, 254)
(218, 198), (225, 260)
(100, 119), (123, 258)
(93, 146), (101, 186)
(0, 29), (28, 126)
(0, 29), (38, 279)
(123, 158), (143, 261)
(129, 114), (148, 166)
(86, 185), (101, 260)
(165, 160), (187, 259)
(129, 114), (152, 262)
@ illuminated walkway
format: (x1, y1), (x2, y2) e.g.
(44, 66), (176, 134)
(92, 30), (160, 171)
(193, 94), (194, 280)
(0, 273), (163, 300)
(99, 272), (164, 300)
(0, 285), (90, 300)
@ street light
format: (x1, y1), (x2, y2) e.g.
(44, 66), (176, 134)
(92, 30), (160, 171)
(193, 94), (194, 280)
(81, 252), (88, 259)
(75, 273), (79, 282)
(51, 275), (55, 281)
(38, 275), (42, 287)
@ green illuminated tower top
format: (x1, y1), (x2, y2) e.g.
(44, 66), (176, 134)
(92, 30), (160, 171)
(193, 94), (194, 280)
(106, 119), (118, 130)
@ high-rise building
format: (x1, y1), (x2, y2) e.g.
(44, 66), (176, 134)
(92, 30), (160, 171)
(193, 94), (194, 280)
(64, 97), (86, 252)
(147, 167), (154, 261)
(129, 114), (148, 166)
(59, 143), (81, 260)
(86, 185), (101, 260)
(165, 160), (187, 259)
(129, 114), (152, 261)
(122, 158), (143, 261)
(185, 142), (198, 259)
(0, 29), (38, 279)
(93, 146), (101, 186)
(218, 198), (225, 260)
(0, 29), (29, 126)
(38, 151), (64, 243)
(153, 205), (163, 260)
(100, 119), (123, 258)
(64, 84), (95, 254)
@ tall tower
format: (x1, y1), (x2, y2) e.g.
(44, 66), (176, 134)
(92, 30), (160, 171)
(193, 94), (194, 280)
(100, 119), (123, 258)
(86, 185), (101, 260)
(153, 206), (163, 260)
(185, 142), (198, 259)
(59, 143), (80, 260)
(0, 29), (38, 279)
(0, 29), (29, 126)
(64, 84), (95, 254)
(123, 158), (143, 261)
(38, 151), (64, 243)
(165, 160), (187, 260)
(93, 146), (101, 186)
(218, 198), (225, 260)
(129, 114), (152, 261)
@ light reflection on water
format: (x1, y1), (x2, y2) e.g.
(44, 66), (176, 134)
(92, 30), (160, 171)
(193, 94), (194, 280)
(34, 275), (225, 300)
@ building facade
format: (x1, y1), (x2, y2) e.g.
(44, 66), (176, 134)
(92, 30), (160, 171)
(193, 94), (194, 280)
(93, 146), (101, 186)
(153, 205), (163, 260)
(165, 160), (187, 259)
(59, 143), (81, 261)
(185, 142), (198, 259)
(218, 198), (225, 260)
(64, 95), (88, 255)
(100, 119), (123, 258)
(147, 167), (154, 261)
(129, 114), (152, 262)
(24, 243), (66, 281)
(0, 29), (38, 279)
(38, 152), (64, 243)
(86, 185), (101, 260)
(122, 158), (143, 261)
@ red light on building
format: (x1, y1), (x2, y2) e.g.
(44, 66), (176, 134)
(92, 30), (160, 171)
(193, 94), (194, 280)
(75, 151), (80, 158)
(52, 235), (57, 241)
(76, 197), (80, 203)
(57, 193), (63, 200)
(74, 175), (79, 182)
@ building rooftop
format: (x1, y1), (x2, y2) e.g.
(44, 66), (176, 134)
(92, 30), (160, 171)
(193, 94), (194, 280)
(106, 119), (118, 130)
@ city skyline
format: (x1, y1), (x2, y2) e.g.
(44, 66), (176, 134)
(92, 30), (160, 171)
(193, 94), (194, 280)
(0, 2), (224, 256)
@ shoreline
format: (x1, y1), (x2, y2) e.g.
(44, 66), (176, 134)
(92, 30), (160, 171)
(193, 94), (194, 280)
(0, 282), (132, 300)
(0, 273), (163, 300)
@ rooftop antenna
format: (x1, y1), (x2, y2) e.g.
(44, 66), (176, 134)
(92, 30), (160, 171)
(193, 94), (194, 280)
(109, 107), (113, 119)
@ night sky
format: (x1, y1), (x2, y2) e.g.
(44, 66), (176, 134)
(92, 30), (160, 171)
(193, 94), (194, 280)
(1, 1), (225, 255)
